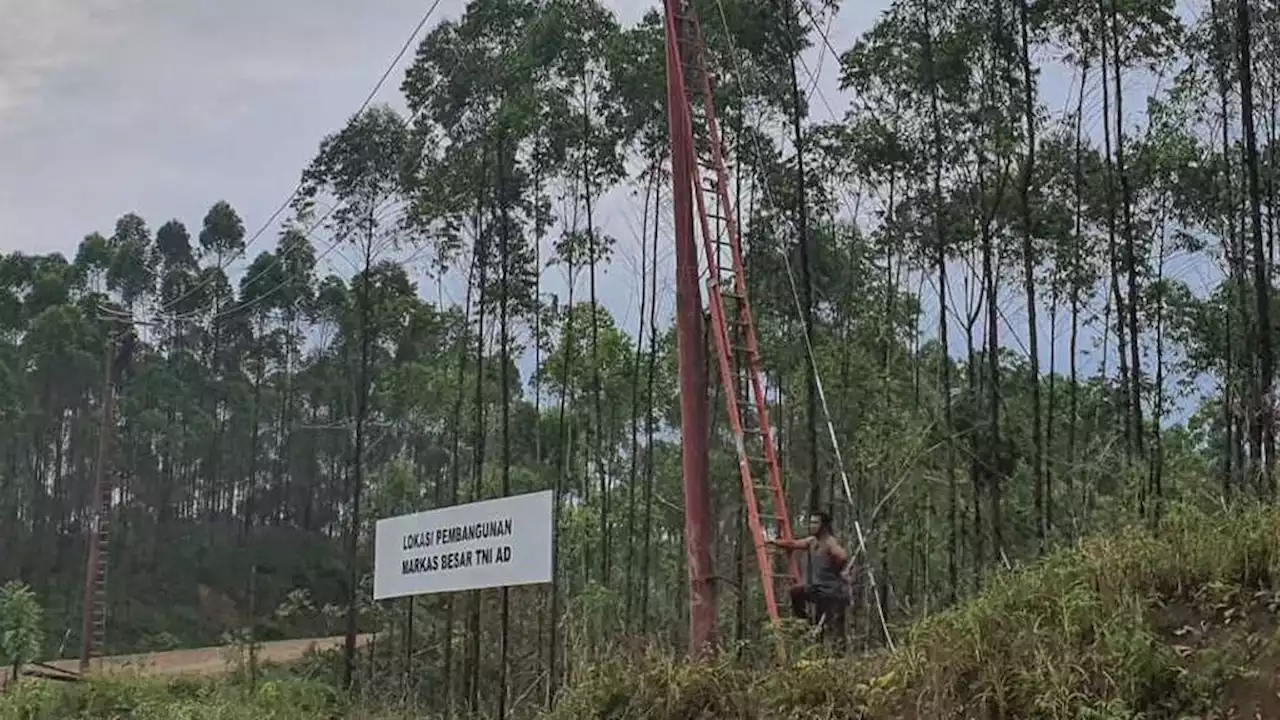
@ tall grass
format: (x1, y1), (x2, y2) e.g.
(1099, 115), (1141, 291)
(9, 503), (1280, 719)
(548, 502), (1280, 719)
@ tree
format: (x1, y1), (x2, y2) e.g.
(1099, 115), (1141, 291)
(0, 582), (42, 688)
(296, 103), (416, 689)
(7, 0), (1280, 713)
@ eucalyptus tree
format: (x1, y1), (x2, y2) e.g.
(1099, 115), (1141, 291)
(1160, 9), (1254, 493)
(106, 214), (156, 316)
(153, 220), (201, 353)
(533, 0), (627, 586)
(235, 250), (284, 538)
(484, 49), (544, 720)
(266, 228), (318, 525)
(1063, 0), (1182, 468)
(403, 13), (497, 710)
(1233, 0), (1274, 490)
(1013, 0), (1047, 549)
(780, 0), (829, 514)
(1128, 104), (1209, 521)
(842, 0), (1020, 592)
(603, 16), (671, 636)
(192, 202), (247, 522)
(295, 103), (416, 689)
(403, 0), (558, 710)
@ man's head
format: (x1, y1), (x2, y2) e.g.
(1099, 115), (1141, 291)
(807, 510), (832, 537)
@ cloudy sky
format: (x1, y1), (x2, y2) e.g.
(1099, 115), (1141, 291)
(0, 1), (889, 327)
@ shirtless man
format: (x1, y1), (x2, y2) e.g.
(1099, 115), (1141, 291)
(766, 510), (850, 643)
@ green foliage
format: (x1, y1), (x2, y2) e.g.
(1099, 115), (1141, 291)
(10, 0), (1280, 714)
(0, 676), (368, 720)
(0, 582), (42, 676)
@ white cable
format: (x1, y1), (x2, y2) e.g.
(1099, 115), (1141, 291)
(157, 0), (446, 316)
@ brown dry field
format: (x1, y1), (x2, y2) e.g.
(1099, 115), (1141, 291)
(1, 634), (372, 684)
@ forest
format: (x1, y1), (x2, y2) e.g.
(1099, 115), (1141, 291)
(3, 0), (1280, 716)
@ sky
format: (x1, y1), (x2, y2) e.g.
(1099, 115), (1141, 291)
(0, 0), (1211, 420)
(0, 0), (887, 322)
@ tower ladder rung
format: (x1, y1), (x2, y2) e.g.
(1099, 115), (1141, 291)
(670, 2), (800, 625)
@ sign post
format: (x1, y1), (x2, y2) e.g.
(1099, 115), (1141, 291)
(373, 490), (554, 601)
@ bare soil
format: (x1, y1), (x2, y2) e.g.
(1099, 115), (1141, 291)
(1, 634), (371, 684)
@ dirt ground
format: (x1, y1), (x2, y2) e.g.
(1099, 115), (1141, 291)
(1, 634), (371, 684)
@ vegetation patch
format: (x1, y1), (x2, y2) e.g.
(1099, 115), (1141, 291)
(11, 505), (1280, 719)
(548, 504), (1280, 720)
(0, 675), (374, 720)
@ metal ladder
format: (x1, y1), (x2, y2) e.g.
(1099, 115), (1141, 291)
(81, 335), (117, 672)
(667, 0), (800, 624)
(90, 479), (111, 658)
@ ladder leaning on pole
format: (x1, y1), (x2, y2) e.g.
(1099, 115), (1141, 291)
(664, 0), (801, 625)
(80, 329), (117, 673)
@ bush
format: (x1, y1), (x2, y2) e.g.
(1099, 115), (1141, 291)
(0, 582), (43, 686)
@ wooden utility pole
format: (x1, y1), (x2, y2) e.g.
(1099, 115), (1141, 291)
(663, 0), (717, 655)
(80, 330), (116, 673)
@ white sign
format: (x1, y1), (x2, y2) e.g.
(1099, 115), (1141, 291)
(373, 490), (554, 600)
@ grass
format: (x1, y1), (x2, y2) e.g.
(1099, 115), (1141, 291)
(549, 502), (1280, 719)
(10, 502), (1280, 719)
(0, 675), (364, 720)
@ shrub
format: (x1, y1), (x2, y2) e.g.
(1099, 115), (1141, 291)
(0, 582), (43, 688)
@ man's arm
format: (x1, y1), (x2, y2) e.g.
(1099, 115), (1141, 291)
(767, 536), (812, 552)
(827, 539), (849, 570)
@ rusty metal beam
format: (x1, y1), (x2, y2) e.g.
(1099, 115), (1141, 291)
(663, 0), (717, 656)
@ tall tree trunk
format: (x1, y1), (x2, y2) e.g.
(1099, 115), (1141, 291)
(982, 215), (1004, 563)
(967, 278), (984, 588)
(1064, 78), (1085, 532)
(1152, 223), (1168, 526)
(625, 161), (657, 629)
(1237, 0), (1275, 491)
(582, 80), (609, 584)
(787, 0), (819, 513)
(1099, 18), (1132, 462)
(1214, 0), (1238, 497)
(442, 242), (479, 714)
(547, 201), (577, 708)
(242, 345), (264, 541)
(496, 135), (513, 720)
(1069, 53), (1086, 535)
(467, 158), (491, 713)
(980, 0), (1010, 569)
(922, 0), (955, 601)
(1109, 0), (1145, 466)
(531, 156), (551, 706)
(342, 212), (377, 690)
(640, 171), (661, 634)
(1017, 0), (1045, 551)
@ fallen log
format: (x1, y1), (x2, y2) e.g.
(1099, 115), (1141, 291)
(23, 663), (82, 682)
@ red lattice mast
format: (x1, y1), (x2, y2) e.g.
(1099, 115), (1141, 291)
(663, 0), (800, 628)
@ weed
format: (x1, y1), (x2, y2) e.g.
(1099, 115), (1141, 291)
(549, 502), (1280, 719)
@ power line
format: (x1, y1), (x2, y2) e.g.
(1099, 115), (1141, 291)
(181, 1), (576, 329)
(198, 199), (408, 323)
(156, 0), (446, 316)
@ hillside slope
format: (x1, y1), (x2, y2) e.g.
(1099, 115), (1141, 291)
(8, 504), (1280, 720)
(18, 520), (351, 660)
(550, 503), (1280, 719)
